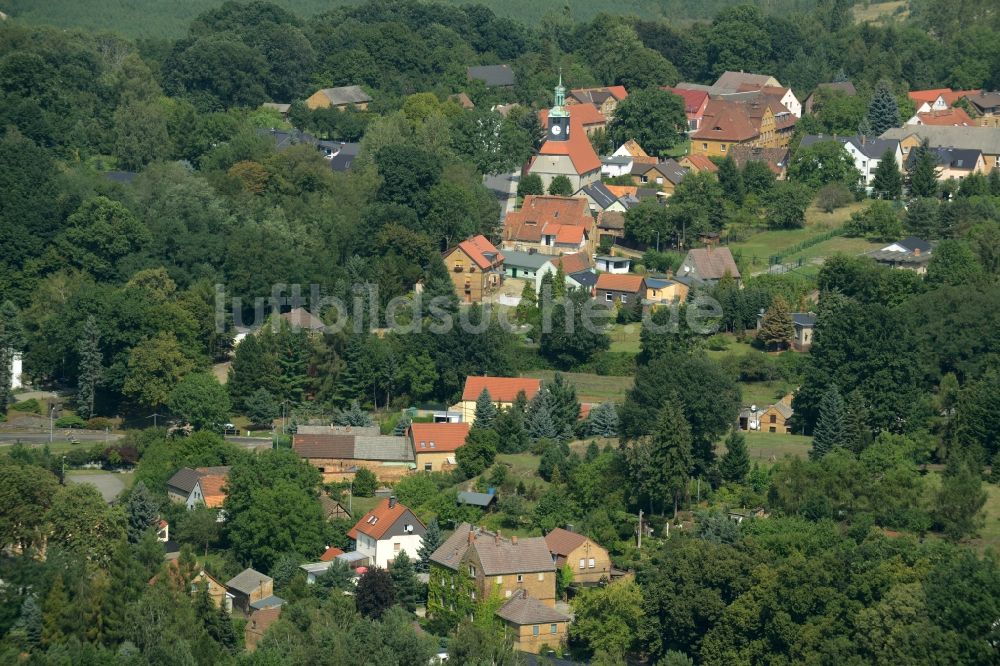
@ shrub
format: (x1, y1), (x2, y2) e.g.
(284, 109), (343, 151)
(55, 414), (86, 429)
(85, 417), (112, 430)
(11, 399), (41, 414)
(816, 183), (853, 213)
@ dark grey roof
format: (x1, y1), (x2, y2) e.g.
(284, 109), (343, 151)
(329, 142), (360, 172)
(258, 128), (319, 151)
(569, 270), (598, 288)
(799, 134), (897, 159)
(353, 436), (414, 462)
(866, 249), (933, 264)
(579, 182), (617, 209)
(811, 81), (857, 97)
(314, 86), (371, 106)
(166, 468), (202, 495)
(897, 236), (932, 254)
(468, 64), (516, 87)
(249, 595), (285, 610)
(497, 591), (570, 625)
(602, 156), (632, 166)
(923, 146), (982, 169)
(457, 491), (496, 506)
(503, 250), (552, 271)
(644, 278), (673, 289)
(226, 568), (272, 595)
(104, 170), (137, 184)
(968, 92), (1000, 112)
(430, 523), (555, 575)
(881, 126), (1000, 155)
(791, 313), (816, 328)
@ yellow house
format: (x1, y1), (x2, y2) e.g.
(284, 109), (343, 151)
(304, 85), (372, 111)
(643, 277), (689, 305)
(441, 235), (504, 304)
(497, 591), (570, 654)
(760, 395), (794, 434)
(408, 422), (470, 472)
(450, 376), (542, 425)
(691, 100), (779, 157)
(544, 528), (612, 585)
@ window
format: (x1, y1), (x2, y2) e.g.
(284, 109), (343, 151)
(538, 572), (544, 581)
(420, 442), (425, 448)
(589, 558), (595, 568)
(770, 415), (777, 424)
(394, 542), (401, 552)
(430, 442), (435, 448)
(424, 463), (432, 472)
(621, 295), (628, 303)
(640, 175), (648, 183)
(579, 558), (586, 570)
(769, 426), (776, 433)
(605, 293), (613, 302)
(533, 626), (540, 636)
(550, 624), (558, 634)
(702, 143), (708, 150)
(495, 576), (503, 584)
(469, 565), (476, 577)
(516, 574), (524, 583)
(505, 590), (512, 598)
(721, 144), (727, 152)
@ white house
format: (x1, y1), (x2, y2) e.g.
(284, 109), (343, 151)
(601, 155), (633, 178)
(347, 497), (425, 569)
(799, 134), (903, 189)
(777, 87), (802, 118)
(596, 255), (632, 274)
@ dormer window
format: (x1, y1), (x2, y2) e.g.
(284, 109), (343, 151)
(430, 442), (435, 448)
(420, 442), (425, 448)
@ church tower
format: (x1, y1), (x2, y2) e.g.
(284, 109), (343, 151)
(546, 72), (570, 142)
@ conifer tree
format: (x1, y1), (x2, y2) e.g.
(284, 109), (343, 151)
(934, 453), (987, 542)
(393, 414), (412, 436)
(811, 386), (847, 459)
(842, 390), (871, 453)
(77, 315), (103, 419)
(18, 594), (42, 649)
(908, 140), (939, 198)
(388, 551), (422, 611)
(719, 431), (750, 483)
(334, 400), (373, 426)
(758, 296), (795, 351)
(526, 399), (558, 442)
(474, 388), (498, 429)
(587, 402), (619, 437)
(41, 575), (69, 648)
(125, 481), (160, 543)
(870, 149), (902, 199)
(866, 80), (899, 137)
(416, 519), (442, 572)
(717, 156), (744, 205)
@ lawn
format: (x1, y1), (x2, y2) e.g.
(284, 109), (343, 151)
(606, 323), (642, 354)
(720, 431), (812, 465)
(973, 482), (1000, 551)
(524, 370), (634, 404)
(740, 381), (794, 409)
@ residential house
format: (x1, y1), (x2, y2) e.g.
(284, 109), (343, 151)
(575, 181), (626, 213)
(644, 277), (689, 305)
(186, 474), (227, 519)
(662, 87), (710, 131)
(319, 546), (345, 562)
(528, 79), (602, 191)
(709, 71), (782, 94)
(601, 154), (633, 178)
(467, 64), (516, 88)
(802, 81), (857, 115)
(450, 376), (542, 424)
(245, 607), (281, 652)
(319, 493), (352, 521)
(760, 397), (794, 434)
(261, 102), (291, 118)
(678, 154), (719, 174)
(758, 311), (817, 351)
(292, 432), (415, 482)
(798, 134), (903, 188)
(502, 195), (595, 256)
(409, 422), (471, 472)
(166, 466), (231, 505)
(691, 99), (778, 157)
(278, 307), (326, 332)
(449, 92), (475, 109)
(567, 86), (628, 119)
(596, 210), (625, 245)
(227, 569), (278, 616)
(347, 496), (426, 568)
(561, 102), (607, 135)
(908, 88), (981, 113)
(153, 562), (234, 612)
(882, 236), (933, 255)
(551, 251), (592, 277)
(595, 255), (631, 274)
(567, 269), (598, 295)
(595, 273), (644, 307)
(630, 159), (687, 194)
(880, 125), (1000, 171)
(906, 108), (976, 126)
(305, 85), (372, 111)
(328, 142), (360, 172)
(612, 139), (654, 162)
(967, 92), (1000, 127)
(442, 235), (505, 303)
(916, 146), (986, 180)
(676, 246), (741, 286)
(544, 527), (612, 585)
(866, 236), (934, 274)
(497, 590), (570, 654)
(728, 145), (789, 179)
(503, 250), (555, 287)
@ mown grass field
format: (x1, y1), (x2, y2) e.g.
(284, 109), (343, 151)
(524, 370), (634, 404)
(972, 482), (1000, 551)
(607, 323), (643, 354)
(721, 431), (812, 464)
(853, 0), (909, 24)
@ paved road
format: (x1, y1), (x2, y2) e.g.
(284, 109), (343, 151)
(483, 170), (520, 218)
(0, 432), (271, 448)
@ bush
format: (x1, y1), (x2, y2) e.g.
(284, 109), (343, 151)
(816, 183), (853, 213)
(55, 414), (86, 429)
(353, 467), (378, 497)
(11, 399), (41, 414)
(705, 335), (730, 351)
(85, 417), (112, 430)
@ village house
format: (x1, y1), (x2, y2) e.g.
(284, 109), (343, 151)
(502, 195), (595, 257)
(756, 311), (816, 351)
(166, 466), (231, 506)
(802, 81), (857, 115)
(601, 154), (633, 178)
(152, 562), (234, 612)
(245, 607), (281, 652)
(690, 98), (791, 157)
(467, 64), (516, 88)
(906, 108), (976, 127)
(567, 86), (628, 119)
(595, 273), (645, 307)
(429, 524), (568, 654)
(319, 492), (352, 521)
(596, 211), (626, 245)
(613, 139), (655, 163)
(292, 432), (415, 483)
(575, 181), (626, 213)
(595, 255), (631, 274)
(227, 568), (281, 616)
(442, 235), (505, 303)
(662, 86), (710, 131)
(866, 236), (934, 274)
(348, 496), (426, 568)
(676, 246), (741, 286)
(502, 250), (554, 285)
(967, 92), (1000, 127)
(881, 124), (1000, 171)
(560, 101), (607, 135)
(907, 88), (982, 114)
(409, 422), (471, 472)
(678, 154), (719, 174)
(915, 146), (986, 180)
(630, 159), (687, 195)
(544, 527), (612, 585)
(319, 545), (345, 562)
(643, 276), (689, 305)
(304, 85), (372, 111)
(728, 145), (789, 179)
(528, 79), (602, 191)
(799, 134), (903, 188)
(450, 376), (542, 425)
(759, 396), (794, 434)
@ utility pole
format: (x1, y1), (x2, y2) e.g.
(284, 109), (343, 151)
(637, 509), (643, 549)
(148, 412), (164, 428)
(656, 230), (660, 253)
(49, 405), (55, 444)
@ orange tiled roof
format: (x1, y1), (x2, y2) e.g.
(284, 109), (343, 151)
(409, 422), (471, 453)
(554, 225), (585, 244)
(197, 475), (227, 508)
(908, 88), (952, 104)
(461, 376), (541, 402)
(567, 102), (606, 126)
(452, 234), (503, 270)
(503, 195), (593, 244)
(662, 87), (709, 114)
(537, 108), (602, 174)
(570, 86), (628, 102)
(347, 498), (422, 541)
(682, 154), (719, 172)
(604, 185), (638, 198)
(916, 108), (975, 126)
(319, 546), (345, 561)
(552, 252), (591, 274)
(596, 273), (644, 293)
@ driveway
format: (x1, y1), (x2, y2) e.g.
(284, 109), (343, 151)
(483, 170), (520, 219)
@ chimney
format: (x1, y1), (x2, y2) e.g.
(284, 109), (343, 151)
(913, 248), (920, 257)
(468, 530), (475, 545)
(389, 496), (397, 509)
(511, 535), (518, 545)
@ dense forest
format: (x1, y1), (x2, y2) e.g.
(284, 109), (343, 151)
(2, 0), (1000, 663)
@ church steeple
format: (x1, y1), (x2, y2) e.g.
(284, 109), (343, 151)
(547, 70), (570, 141)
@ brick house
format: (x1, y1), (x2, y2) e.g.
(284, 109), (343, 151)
(292, 433), (415, 482)
(226, 568), (277, 616)
(544, 527), (612, 585)
(442, 235), (505, 303)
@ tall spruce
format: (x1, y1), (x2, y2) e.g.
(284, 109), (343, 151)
(76, 315), (103, 419)
(474, 388), (498, 429)
(759, 296), (796, 351)
(18, 594), (42, 648)
(842, 390), (871, 453)
(717, 156), (745, 205)
(908, 140), (939, 198)
(811, 386), (847, 459)
(125, 481), (160, 543)
(587, 402), (619, 437)
(625, 399), (693, 516)
(719, 431), (750, 483)
(870, 149), (902, 199)
(334, 400), (373, 426)
(527, 399), (559, 442)
(416, 519), (443, 572)
(547, 375), (581, 438)
(866, 80), (899, 138)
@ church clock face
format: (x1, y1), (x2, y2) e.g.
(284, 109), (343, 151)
(551, 124), (562, 136)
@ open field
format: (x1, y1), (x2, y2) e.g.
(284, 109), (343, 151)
(607, 323), (642, 354)
(719, 431), (812, 464)
(524, 370), (634, 404)
(973, 482), (1000, 551)
(853, 0), (909, 24)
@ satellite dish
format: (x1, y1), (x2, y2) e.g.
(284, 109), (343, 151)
(750, 404), (757, 412)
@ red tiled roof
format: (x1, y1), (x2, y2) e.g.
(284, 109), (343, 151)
(596, 273), (644, 293)
(545, 527), (588, 556)
(567, 102), (606, 126)
(682, 154), (719, 172)
(461, 376), (541, 402)
(604, 185), (637, 198)
(409, 422), (471, 453)
(916, 108), (975, 126)
(347, 498), (421, 541)
(503, 195), (593, 244)
(552, 252), (591, 274)
(908, 88), (951, 104)
(452, 234), (503, 270)
(662, 87), (709, 114)
(537, 109), (602, 174)
(692, 100), (760, 142)
(570, 86), (628, 102)
(319, 546), (345, 561)
(197, 475), (227, 508)
(554, 225), (585, 244)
